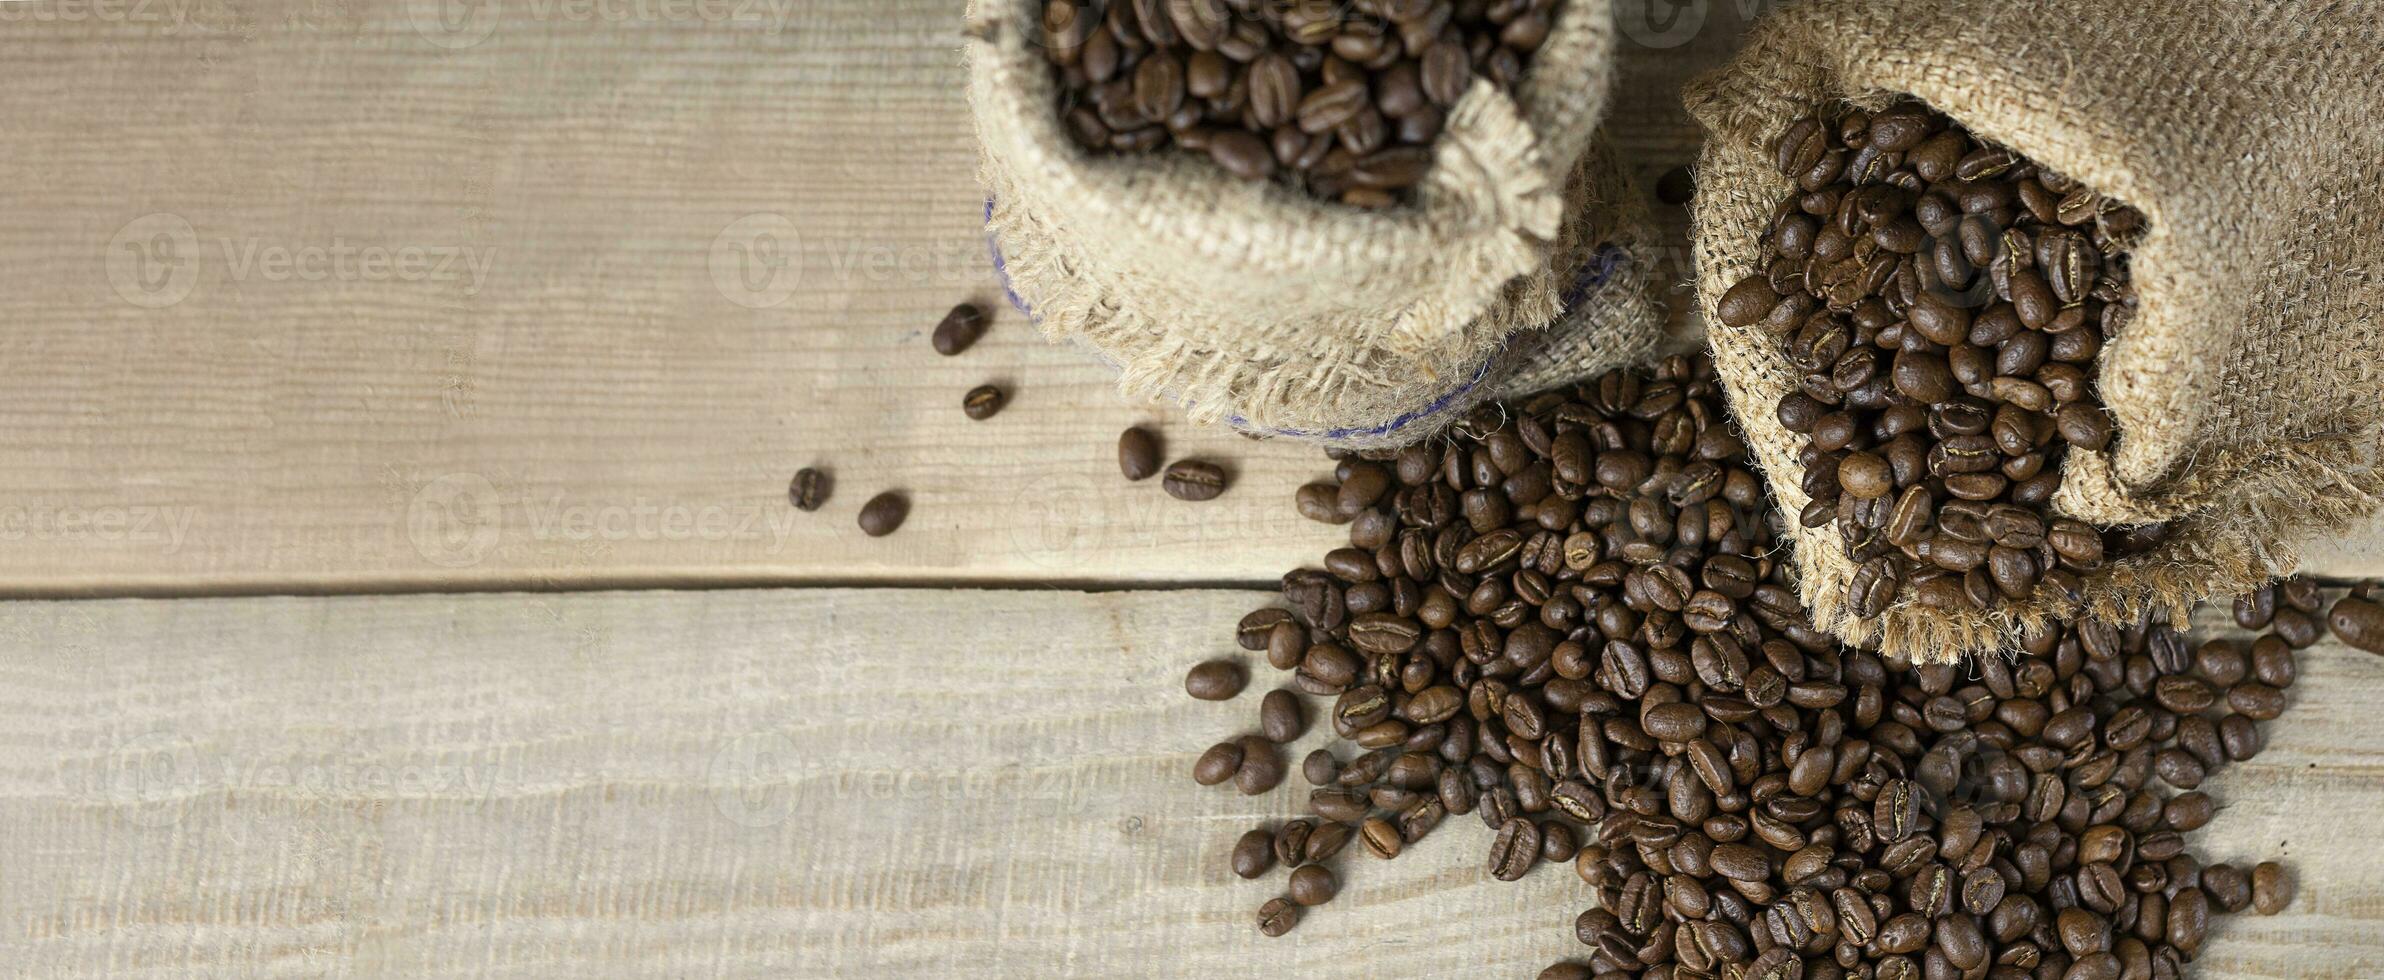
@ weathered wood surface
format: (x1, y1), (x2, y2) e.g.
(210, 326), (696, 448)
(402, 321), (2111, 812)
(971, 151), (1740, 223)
(0, 588), (2377, 977)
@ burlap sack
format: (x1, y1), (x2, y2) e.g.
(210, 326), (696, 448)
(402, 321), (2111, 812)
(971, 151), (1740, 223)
(1687, 0), (2384, 661)
(967, 0), (1667, 448)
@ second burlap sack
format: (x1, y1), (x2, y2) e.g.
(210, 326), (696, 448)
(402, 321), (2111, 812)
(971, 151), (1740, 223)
(1688, 0), (2384, 661)
(968, 0), (1667, 448)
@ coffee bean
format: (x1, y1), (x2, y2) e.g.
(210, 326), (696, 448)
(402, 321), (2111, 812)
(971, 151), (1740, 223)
(1186, 660), (1245, 701)
(1301, 748), (1339, 785)
(930, 303), (986, 356)
(1488, 817), (1541, 881)
(1163, 460), (1228, 501)
(2329, 595), (2384, 654)
(962, 384), (1006, 420)
(1232, 827), (1276, 879)
(1118, 427), (1161, 481)
(1260, 688), (1307, 742)
(1194, 741), (1245, 786)
(857, 491), (908, 537)
(1287, 864), (1337, 906)
(1360, 816), (1403, 859)
(2253, 861), (2291, 915)
(789, 467), (829, 511)
(1255, 897), (1301, 937)
(1233, 736), (1284, 795)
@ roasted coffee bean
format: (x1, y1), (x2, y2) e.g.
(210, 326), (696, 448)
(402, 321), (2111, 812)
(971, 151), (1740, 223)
(1287, 864), (1338, 906)
(1118, 427), (1162, 481)
(1186, 660), (1245, 701)
(1256, 897), (1301, 937)
(789, 467), (830, 512)
(962, 384), (1006, 420)
(1149, 455), (1233, 502)
(1194, 740), (1245, 785)
(1233, 736), (1284, 795)
(1489, 817), (1542, 881)
(1231, 826), (1276, 879)
(1361, 816), (1403, 860)
(2253, 861), (2291, 915)
(931, 303), (986, 356)
(1301, 748), (1339, 786)
(1260, 688), (1307, 742)
(857, 491), (908, 537)
(2329, 595), (2384, 654)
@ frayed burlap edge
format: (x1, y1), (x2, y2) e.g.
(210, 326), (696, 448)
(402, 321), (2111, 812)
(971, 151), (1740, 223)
(967, 0), (1667, 446)
(1686, 0), (2384, 662)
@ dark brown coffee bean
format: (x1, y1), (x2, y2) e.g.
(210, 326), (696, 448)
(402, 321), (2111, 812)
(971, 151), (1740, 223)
(1194, 740), (1245, 785)
(1287, 864), (1338, 906)
(1260, 688), (1307, 742)
(1163, 460), (1228, 501)
(1361, 817), (1403, 859)
(2329, 596), (2384, 654)
(1232, 826), (1276, 879)
(857, 491), (908, 537)
(1117, 427), (1161, 481)
(1256, 896), (1301, 937)
(1301, 748), (1339, 785)
(1233, 736), (1284, 795)
(1186, 660), (1245, 701)
(1718, 275), (1780, 329)
(789, 467), (829, 511)
(1489, 817), (1542, 881)
(931, 303), (986, 356)
(962, 384), (1006, 420)
(2253, 861), (2291, 915)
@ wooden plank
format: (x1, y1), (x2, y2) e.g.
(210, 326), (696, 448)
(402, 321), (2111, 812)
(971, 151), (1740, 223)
(0, 587), (2379, 977)
(0, 2), (2375, 596)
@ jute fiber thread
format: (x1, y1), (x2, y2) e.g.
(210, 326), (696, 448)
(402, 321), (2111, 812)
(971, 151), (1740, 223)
(1687, 0), (2384, 662)
(967, 0), (1666, 447)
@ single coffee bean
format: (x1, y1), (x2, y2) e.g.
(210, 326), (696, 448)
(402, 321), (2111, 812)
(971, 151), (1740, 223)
(1231, 827), (1275, 879)
(2329, 596), (2384, 654)
(1163, 460), (1229, 501)
(962, 384), (1006, 420)
(789, 467), (829, 511)
(1360, 816), (1403, 859)
(1233, 736), (1284, 795)
(931, 303), (985, 355)
(1256, 897), (1301, 937)
(1193, 741), (1244, 786)
(1260, 688), (1307, 742)
(1118, 427), (1161, 481)
(1186, 660), (1246, 701)
(1288, 864), (1338, 906)
(857, 491), (908, 537)
(2252, 861), (2291, 915)
(1488, 817), (1542, 881)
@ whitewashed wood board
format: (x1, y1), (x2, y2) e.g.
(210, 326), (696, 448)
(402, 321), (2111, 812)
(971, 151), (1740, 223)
(0, 588), (2378, 977)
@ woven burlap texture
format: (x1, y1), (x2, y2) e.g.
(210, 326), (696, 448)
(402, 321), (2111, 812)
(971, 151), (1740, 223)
(967, 0), (1665, 447)
(1688, 0), (2384, 662)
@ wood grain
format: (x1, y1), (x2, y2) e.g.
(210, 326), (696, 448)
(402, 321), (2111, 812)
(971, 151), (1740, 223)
(0, 587), (2378, 978)
(0, 0), (2375, 595)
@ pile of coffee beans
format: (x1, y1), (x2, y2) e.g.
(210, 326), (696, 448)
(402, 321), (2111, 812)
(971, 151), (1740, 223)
(1715, 102), (2160, 618)
(1037, 0), (1565, 206)
(1180, 352), (2305, 978)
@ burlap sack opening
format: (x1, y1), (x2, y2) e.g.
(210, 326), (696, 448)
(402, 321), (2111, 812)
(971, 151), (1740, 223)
(967, 0), (1667, 448)
(1686, 0), (2384, 661)
(1687, 0), (2384, 662)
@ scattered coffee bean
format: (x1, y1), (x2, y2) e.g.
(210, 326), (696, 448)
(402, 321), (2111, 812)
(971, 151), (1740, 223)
(2328, 594), (2384, 654)
(789, 467), (829, 511)
(1186, 660), (1246, 701)
(857, 491), (908, 537)
(1232, 826), (1276, 879)
(962, 384), (1006, 420)
(1288, 864), (1339, 906)
(2252, 861), (2291, 915)
(1260, 688), (1307, 742)
(931, 303), (985, 356)
(1193, 741), (1244, 786)
(1233, 735), (1285, 795)
(1119, 426), (1161, 481)
(1163, 460), (1229, 501)
(1256, 896), (1301, 937)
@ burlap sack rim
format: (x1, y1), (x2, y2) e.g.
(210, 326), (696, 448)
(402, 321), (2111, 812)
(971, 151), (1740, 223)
(966, 0), (1674, 440)
(1685, 2), (2384, 661)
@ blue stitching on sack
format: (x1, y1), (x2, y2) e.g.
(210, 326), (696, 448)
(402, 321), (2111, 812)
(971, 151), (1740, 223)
(984, 198), (1628, 440)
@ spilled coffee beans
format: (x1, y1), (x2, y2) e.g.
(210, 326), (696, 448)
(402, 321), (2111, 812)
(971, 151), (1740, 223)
(1721, 101), (2163, 618)
(1038, 0), (1564, 206)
